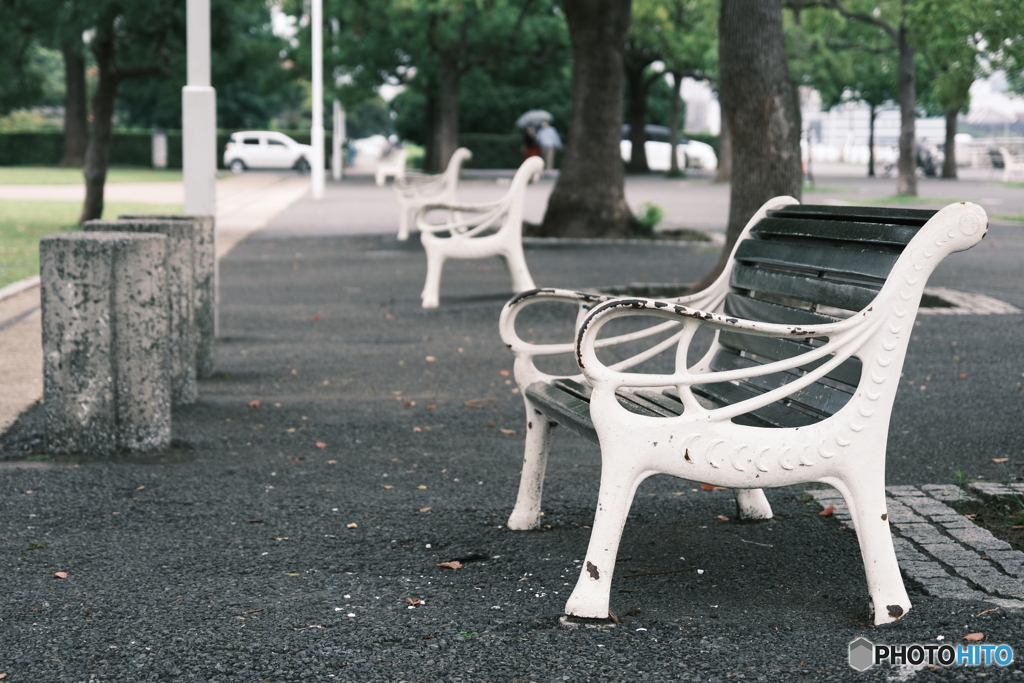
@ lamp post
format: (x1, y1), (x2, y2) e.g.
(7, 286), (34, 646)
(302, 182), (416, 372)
(183, 0), (216, 216)
(310, 0), (325, 199)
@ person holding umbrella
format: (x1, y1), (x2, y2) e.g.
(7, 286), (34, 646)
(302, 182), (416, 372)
(536, 120), (562, 171)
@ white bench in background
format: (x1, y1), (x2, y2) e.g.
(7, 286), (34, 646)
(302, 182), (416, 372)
(999, 147), (1024, 182)
(499, 198), (989, 625)
(393, 148), (472, 242)
(415, 156), (544, 309)
(375, 147), (408, 186)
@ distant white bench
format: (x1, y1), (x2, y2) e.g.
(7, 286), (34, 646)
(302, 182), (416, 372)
(375, 147), (408, 186)
(499, 198), (989, 625)
(415, 156), (543, 309)
(999, 147), (1024, 182)
(392, 148), (472, 242)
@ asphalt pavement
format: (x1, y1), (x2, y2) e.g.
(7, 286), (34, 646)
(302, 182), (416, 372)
(2, 167), (1023, 681)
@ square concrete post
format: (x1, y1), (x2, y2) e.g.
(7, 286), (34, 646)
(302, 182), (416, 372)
(40, 233), (171, 455)
(120, 214), (216, 377)
(84, 220), (197, 405)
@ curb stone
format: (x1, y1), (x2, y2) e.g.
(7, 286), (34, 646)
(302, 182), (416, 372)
(807, 485), (1024, 610)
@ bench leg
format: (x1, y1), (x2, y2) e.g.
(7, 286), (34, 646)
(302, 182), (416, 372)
(564, 459), (647, 620)
(833, 475), (911, 625)
(503, 248), (536, 294)
(735, 488), (774, 520)
(420, 250), (445, 309)
(397, 206), (411, 241)
(506, 399), (555, 531)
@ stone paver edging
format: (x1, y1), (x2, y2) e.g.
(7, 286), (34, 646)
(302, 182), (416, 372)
(808, 485), (1024, 612)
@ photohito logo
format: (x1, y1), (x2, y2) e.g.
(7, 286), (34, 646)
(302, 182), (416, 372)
(849, 637), (1014, 671)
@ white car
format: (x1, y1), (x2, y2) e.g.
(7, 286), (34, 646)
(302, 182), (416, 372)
(223, 131), (313, 173)
(620, 124), (718, 171)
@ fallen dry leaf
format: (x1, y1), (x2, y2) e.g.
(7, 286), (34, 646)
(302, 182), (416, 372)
(419, 507), (432, 512)
(426, 405), (436, 410)
(992, 458), (1009, 463)
(963, 632), (984, 642)
(425, 356), (436, 362)
(0, 672), (7, 679)
(53, 571), (68, 579)
(464, 398), (497, 408)
(500, 429), (516, 435)
(248, 400), (261, 408)
(311, 314), (321, 321)
(413, 427), (422, 432)
(959, 373), (968, 378)
(316, 442), (328, 449)
(405, 401), (416, 407)
(437, 561), (463, 570)
(327, 459), (337, 464)
(499, 369), (510, 376)
(716, 515), (729, 521)
(383, 485), (394, 489)
(700, 483), (726, 491)
(286, 427), (296, 433)
(417, 485), (427, 490)
(346, 523), (358, 529)
(819, 505), (835, 517)
(406, 598), (422, 605)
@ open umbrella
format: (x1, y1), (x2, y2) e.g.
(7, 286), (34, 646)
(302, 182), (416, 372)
(515, 109), (553, 129)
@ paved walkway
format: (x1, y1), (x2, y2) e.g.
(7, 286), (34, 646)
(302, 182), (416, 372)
(1, 167), (1022, 680)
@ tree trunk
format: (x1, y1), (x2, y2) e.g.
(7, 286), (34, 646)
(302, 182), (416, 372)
(80, 34), (120, 223)
(895, 23), (917, 196)
(60, 41), (88, 168)
(868, 103), (876, 177)
(426, 53), (460, 174)
(668, 72), (683, 176)
(539, 0), (639, 238)
(942, 108), (958, 179)
(701, 0), (801, 288)
(714, 111), (731, 183)
(625, 61), (650, 173)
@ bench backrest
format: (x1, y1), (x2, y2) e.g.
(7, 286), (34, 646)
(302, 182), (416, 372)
(699, 205), (938, 429)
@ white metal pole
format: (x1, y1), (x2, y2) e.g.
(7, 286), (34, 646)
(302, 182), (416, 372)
(332, 99), (343, 181)
(310, 0), (325, 199)
(183, 0), (216, 216)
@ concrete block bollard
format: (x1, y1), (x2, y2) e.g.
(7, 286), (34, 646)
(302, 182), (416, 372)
(84, 219), (197, 404)
(120, 214), (216, 377)
(40, 232), (171, 455)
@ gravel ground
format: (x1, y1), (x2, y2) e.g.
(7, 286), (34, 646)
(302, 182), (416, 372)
(2, 231), (1022, 682)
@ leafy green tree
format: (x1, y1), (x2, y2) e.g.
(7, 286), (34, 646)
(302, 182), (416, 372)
(288, 0), (566, 172)
(78, 0), (180, 222)
(790, 6), (897, 177)
(116, 0), (299, 130)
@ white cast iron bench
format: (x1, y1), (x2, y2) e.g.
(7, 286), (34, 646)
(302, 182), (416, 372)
(393, 147), (472, 242)
(998, 147), (1024, 182)
(499, 197), (988, 625)
(375, 147), (409, 186)
(415, 156), (544, 309)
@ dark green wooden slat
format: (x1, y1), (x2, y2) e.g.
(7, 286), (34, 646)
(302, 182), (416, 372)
(526, 382), (598, 444)
(731, 264), (880, 312)
(752, 216), (919, 246)
(632, 389), (685, 416)
(766, 205), (936, 227)
(709, 350), (853, 417)
(552, 378), (592, 400)
(723, 292), (837, 326)
(718, 330), (863, 388)
(690, 380), (821, 428)
(735, 240), (899, 282)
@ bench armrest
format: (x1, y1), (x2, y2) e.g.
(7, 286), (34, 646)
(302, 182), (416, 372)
(575, 296), (873, 421)
(414, 199), (508, 237)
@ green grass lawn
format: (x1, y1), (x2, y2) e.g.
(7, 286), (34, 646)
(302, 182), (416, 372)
(0, 199), (181, 289)
(0, 166), (184, 185)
